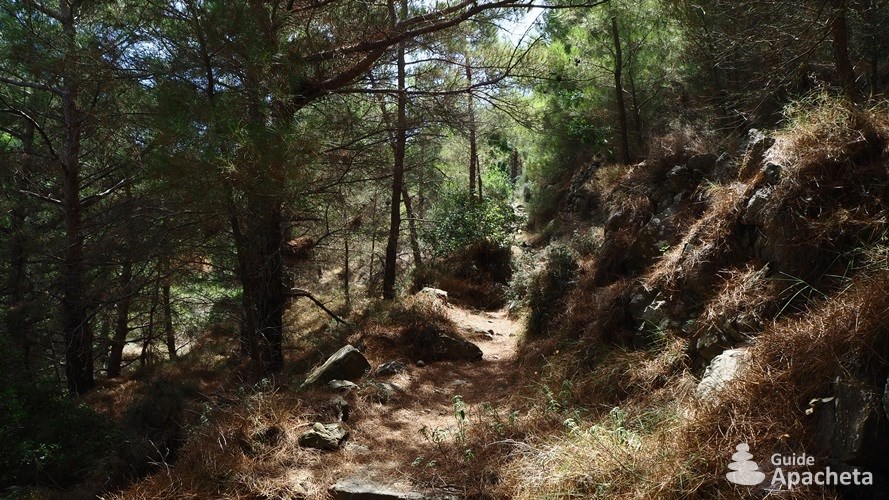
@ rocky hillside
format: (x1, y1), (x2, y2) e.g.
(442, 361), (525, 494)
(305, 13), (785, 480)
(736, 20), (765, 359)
(508, 99), (889, 498)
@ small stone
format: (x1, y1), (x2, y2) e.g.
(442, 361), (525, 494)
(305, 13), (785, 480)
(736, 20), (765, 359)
(376, 361), (408, 377)
(416, 360), (426, 367)
(328, 379), (360, 392)
(299, 422), (349, 451)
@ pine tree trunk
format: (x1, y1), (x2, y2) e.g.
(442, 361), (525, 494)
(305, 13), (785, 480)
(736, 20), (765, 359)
(60, 0), (93, 394)
(107, 257), (132, 378)
(163, 278), (176, 360)
(382, 0), (408, 300)
(467, 63), (479, 198)
(831, 0), (856, 101)
(611, 16), (631, 165)
(7, 120), (33, 371)
(402, 186), (423, 266)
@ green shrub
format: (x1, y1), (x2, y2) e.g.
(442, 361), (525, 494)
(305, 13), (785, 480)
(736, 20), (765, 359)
(422, 170), (519, 257)
(527, 245), (579, 337)
(0, 380), (119, 489)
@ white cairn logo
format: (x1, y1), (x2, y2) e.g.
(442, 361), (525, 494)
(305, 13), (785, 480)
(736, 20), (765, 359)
(726, 443), (766, 486)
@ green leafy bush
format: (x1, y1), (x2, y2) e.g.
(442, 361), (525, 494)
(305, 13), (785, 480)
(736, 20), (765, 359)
(422, 169), (519, 257)
(0, 380), (119, 489)
(527, 245), (579, 337)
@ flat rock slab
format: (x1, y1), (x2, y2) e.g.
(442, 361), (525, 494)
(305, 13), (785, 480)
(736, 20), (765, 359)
(330, 478), (458, 500)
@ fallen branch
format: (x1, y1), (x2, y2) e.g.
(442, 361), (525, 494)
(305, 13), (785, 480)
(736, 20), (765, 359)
(287, 288), (348, 324)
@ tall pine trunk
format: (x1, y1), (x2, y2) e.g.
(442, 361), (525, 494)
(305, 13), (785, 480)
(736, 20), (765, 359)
(611, 16), (631, 165)
(7, 120), (33, 371)
(830, 0), (856, 101)
(60, 1), (92, 394)
(382, 0), (408, 300)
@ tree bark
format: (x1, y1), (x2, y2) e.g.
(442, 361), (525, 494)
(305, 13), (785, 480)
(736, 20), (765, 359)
(162, 276), (176, 360)
(401, 186), (423, 266)
(106, 256), (132, 378)
(60, 0), (93, 394)
(830, 0), (856, 101)
(7, 119), (33, 371)
(466, 62), (479, 198)
(382, 0), (408, 300)
(611, 16), (631, 165)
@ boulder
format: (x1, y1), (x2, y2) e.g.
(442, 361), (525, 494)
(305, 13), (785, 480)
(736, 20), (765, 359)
(419, 287), (448, 304)
(428, 333), (483, 362)
(696, 348), (750, 401)
(376, 361), (407, 377)
(301, 345), (371, 389)
(816, 378), (888, 467)
(299, 422), (349, 451)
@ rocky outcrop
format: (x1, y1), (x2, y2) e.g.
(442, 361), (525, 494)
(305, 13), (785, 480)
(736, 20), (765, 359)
(301, 345), (371, 389)
(696, 348), (750, 402)
(738, 129), (776, 179)
(299, 422), (350, 451)
(817, 378), (889, 467)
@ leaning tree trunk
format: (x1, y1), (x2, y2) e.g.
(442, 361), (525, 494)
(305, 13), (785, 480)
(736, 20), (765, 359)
(60, 0), (93, 394)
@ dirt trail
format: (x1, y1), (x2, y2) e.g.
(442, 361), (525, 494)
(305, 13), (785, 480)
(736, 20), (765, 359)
(310, 305), (523, 496)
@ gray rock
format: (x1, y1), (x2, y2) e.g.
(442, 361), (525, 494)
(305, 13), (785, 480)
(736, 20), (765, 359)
(328, 379), (360, 392)
(742, 186), (774, 226)
(367, 381), (402, 404)
(763, 161), (782, 184)
(415, 360), (426, 367)
(738, 129), (777, 180)
(625, 201), (681, 270)
(696, 348), (750, 401)
(329, 477), (458, 500)
(299, 422), (349, 451)
(428, 333), (483, 362)
(376, 361), (407, 377)
(817, 378), (887, 466)
(301, 345), (371, 389)
(329, 395), (350, 422)
(711, 152), (737, 182)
